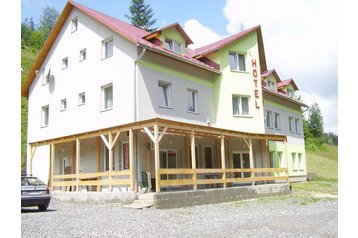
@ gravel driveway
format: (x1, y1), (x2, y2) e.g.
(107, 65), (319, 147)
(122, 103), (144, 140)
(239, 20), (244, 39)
(21, 197), (337, 238)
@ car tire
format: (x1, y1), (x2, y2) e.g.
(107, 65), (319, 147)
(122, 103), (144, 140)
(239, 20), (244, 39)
(38, 203), (49, 211)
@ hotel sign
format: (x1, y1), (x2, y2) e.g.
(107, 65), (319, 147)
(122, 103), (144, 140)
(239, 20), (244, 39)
(252, 59), (260, 109)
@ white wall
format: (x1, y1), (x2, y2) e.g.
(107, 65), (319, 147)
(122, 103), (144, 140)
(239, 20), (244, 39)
(27, 8), (137, 144)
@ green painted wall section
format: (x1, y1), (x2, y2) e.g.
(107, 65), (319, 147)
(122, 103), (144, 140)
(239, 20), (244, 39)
(138, 60), (214, 88)
(159, 27), (186, 54)
(269, 141), (307, 177)
(264, 100), (302, 116)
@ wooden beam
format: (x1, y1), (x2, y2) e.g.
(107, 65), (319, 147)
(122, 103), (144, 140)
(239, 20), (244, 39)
(154, 124), (160, 192)
(191, 130), (197, 190)
(158, 126), (168, 142)
(111, 132), (121, 149)
(249, 137), (255, 186)
(100, 134), (110, 149)
(108, 132), (113, 191)
(29, 145), (37, 175)
(221, 134), (226, 188)
(284, 140), (289, 178)
(50, 143), (55, 190)
(75, 138), (80, 192)
(143, 127), (155, 143)
(260, 140), (266, 180)
(96, 137), (101, 192)
(129, 129), (135, 191)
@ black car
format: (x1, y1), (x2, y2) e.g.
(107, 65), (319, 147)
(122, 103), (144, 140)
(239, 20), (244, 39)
(21, 176), (51, 211)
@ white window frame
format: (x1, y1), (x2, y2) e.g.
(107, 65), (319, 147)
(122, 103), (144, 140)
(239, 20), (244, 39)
(229, 52), (246, 72)
(232, 95), (250, 116)
(42, 68), (51, 85)
(164, 38), (182, 54)
(295, 118), (300, 134)
(79, 48), (86, 62)
(274, 112), (280, 130)
(289, 116), (295, 133)
(71, 17), (78, 32)
(287, 88), (294, 98)
(60, 98), (67, 111)
(101, 84), (113, 111)
(41, 105), (49, 127)
(187, 89), (198, 113)
(78, 92), (86, 106)
(62, 57), (68, 69)
(298, 153), (303, 170)
(102, 37), (113, 59)
(268, 80), (276, 91)
(266, 110), (273, 128)
(292, 152), (297, 171)
(158, 81), (171, 108)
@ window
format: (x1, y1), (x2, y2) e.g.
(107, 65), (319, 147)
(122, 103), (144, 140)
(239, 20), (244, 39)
(187, 89), (197, 113)
(103, 38), (113, 59)
(158, 81), (171, 107)
(101, 84), (113, 110)
(62, 57), (68, 69)
(289, 117), (295, 133)
(79, 48), (86, 62)
(295, 118), (300, 134)
(292, 153), (297, 170)
(78, 92), (85, 106)
(41, 105), (49, 127)
(266, 110), (273, 128)
(287, 89), (294, 98)
(268, 81), (276, 91)
(60, 99), (67, 111)
(229, 52), (246, 71)
(71, 17), (78, 32)
(232, 95), (249, 116)
(164, 39), (181, 54)
(298, 153), (302, 170)
(122, 142), (129, 170)
(274, 113), (280, 129)
(43, 68), (51, 85)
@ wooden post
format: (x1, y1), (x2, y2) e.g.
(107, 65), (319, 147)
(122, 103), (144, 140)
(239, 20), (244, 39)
(129, 129), (135, 191)
(29, 145), (37, 176)
(76, 138), (80, 192)
(191, 130), (197, 190)
(96, 137), (101, 192)
(260, 140), (266, 181)
(185, 136), (190, 168)
(284, 140), (289, 182)
(154, 125), (160, 192)
(146, 139), (151, 172)
(108, 132), (113, 191)
(221, 134), (226, 188)
(50, 143), (55, 190)
(71, 141), (75, 175)
(249, 137), (255, 186)
(215, 139), (221, 168)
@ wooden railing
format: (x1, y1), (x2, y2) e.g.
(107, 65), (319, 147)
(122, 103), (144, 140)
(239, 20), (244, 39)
(158, 168), (288, 190)
(52, 170), (130, 191)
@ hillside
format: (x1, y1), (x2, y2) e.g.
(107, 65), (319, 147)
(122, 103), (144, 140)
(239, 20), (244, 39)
(306, 144), (338, 181)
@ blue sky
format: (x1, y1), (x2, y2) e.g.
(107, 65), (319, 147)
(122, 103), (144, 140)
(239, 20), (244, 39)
(21, 0), (338, 134)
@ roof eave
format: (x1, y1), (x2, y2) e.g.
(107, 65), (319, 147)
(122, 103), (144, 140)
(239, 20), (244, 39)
(262, 88), (307, 107)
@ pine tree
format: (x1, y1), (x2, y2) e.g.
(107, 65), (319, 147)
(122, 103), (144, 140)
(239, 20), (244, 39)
(308, 103), (324, 139)
(125, 0), (157, 32)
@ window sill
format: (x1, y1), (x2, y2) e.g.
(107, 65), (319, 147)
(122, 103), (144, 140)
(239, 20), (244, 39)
(102, 55), (113, 60)
(299, 169), (304, 172)
(275, 128), (281, 131)
(100, 108), (113, 112)
(230, 70), (249, 74)
(62, 67), (68, 70)
(159, 105), (173, 110)
(41, 125), (49, 128)
(60, 109), (67, 112)
(187, 111), (199, 115)
(233, 115), (253, 118)
(78, 103), (85, 107)
(292, 169), (298, 172)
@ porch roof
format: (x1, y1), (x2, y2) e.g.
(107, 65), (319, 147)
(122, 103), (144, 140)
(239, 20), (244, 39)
(30, 118), (287, 146)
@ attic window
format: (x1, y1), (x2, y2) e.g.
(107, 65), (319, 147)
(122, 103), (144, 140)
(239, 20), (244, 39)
(287, 88), (294, 98)
(71, 17), (78, 32)
(268, 81), (276, 91)
(103, 38), (113, 59)
(164, 39), (181, 54)
(62, 57), (68, 69)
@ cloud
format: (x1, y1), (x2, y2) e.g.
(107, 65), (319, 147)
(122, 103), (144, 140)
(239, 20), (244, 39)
(183, 19), (224, 49)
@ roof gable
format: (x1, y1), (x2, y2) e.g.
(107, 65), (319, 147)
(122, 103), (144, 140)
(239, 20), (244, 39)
(278, 79), (299, 90)
(145, 22), (193, 46)
(261, 69), (282, 83)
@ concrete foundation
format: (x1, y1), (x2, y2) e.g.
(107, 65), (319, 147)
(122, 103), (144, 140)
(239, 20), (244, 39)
(53, 191), (137, 205)
(153, 183), (290, 209)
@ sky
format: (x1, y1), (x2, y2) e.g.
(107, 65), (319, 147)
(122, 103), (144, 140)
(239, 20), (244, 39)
(21, 0), (338, 134)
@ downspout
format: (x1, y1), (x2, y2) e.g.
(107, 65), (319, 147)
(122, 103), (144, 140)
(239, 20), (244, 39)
(134, 44), (147, 191)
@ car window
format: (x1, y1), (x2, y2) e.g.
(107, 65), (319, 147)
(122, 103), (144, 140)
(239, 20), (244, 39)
(21, 177), (46, 186)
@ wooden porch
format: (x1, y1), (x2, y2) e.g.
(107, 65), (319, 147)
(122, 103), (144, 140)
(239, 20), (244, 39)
(28, 118), (288, 193)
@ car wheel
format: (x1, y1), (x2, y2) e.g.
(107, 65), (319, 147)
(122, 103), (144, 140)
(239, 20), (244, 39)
(38, 203), (49, 211)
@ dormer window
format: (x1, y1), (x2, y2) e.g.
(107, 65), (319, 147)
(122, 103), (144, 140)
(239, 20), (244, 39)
(164, 39), (181, 54)
(71, 17), (78, 32)
(267, 81), (276, 91)
(287, 88), (294, 98)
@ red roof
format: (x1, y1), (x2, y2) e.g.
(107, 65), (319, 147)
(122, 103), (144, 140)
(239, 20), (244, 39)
(146, 22), (194, 46)
(261, 69), (282, 83)
(277, 79), (299, 90)
(192, 26), (260, 58)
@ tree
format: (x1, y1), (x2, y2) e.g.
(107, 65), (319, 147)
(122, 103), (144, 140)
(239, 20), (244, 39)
(308, 103), (324, 139)
(125, 0), (157, 32)
(39, 6), (59, 39)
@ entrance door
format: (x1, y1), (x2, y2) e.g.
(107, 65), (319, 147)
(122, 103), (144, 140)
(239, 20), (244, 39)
(160, 150), (178, 180)
(232, 152), (250, 178)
